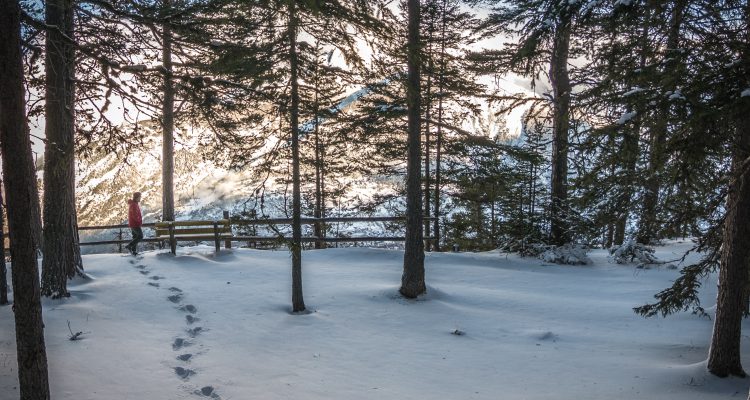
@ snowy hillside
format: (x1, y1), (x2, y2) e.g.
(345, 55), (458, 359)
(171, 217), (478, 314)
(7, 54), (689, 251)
(71, 77), (535, 230)
(1, 241), (747, 399)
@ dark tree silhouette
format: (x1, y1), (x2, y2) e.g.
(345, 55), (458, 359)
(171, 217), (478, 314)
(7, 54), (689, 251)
(0, 0), (51, 396)
(401, 0), (426, 298)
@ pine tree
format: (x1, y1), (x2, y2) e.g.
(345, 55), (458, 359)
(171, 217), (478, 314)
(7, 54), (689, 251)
(706, 0), (750, 379)
(41, 0), (84, 298)
(0, 0), (51, 395)
(0, 181), (8, 306)
(288, 0), (305, 313)
(0, 185), (7, 306)
(471, 0), (590, 246)
(401, 0), (426, 298)
(162, 0), (176, 221)
(636, 0), (689, 245)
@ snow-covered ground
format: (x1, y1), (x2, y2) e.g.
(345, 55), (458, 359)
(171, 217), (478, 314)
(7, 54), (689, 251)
(1, 241), (748, 399)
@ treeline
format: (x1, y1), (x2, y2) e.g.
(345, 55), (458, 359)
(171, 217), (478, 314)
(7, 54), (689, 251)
(1, 0), (749, 398)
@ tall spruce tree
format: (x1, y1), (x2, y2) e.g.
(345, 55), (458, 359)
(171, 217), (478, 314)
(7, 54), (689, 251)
(471, 0), (590, 246)
(0, 0), (51, 395)
(706, 0), (750, 379)
(0, 185), (7, 306)
(401, 0), (426, 298)
(41, 0), (84, 298)
(162, 0), (176, 221)
(636, 0), (688, 245)
(288, 0), (305, 313)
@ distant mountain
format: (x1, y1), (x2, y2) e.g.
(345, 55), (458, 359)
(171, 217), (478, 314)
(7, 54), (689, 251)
(72, 78), (538, 230)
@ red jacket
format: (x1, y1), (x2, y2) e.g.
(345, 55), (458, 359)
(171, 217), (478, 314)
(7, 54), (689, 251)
(128, 199), (142, 228)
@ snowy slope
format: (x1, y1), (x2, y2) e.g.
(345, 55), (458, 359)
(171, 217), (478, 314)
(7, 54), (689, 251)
(1, 241), (748, 399)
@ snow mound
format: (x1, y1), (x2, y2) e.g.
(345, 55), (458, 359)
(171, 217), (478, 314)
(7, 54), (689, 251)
(609, 239), (659, 267)
(525, 243), (591, 265)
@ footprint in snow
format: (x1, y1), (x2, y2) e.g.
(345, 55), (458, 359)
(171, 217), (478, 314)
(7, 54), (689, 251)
(168, 294), (183, 303)
(147, 282), (160, 288)
(186, 315), (200, 325)
(194, 386), (220, 398)
(187, 327), (204, 338)
(172, 338), (191, 350)
(180, 304), (197, 314)
(149, 276), (165, 281)
(174, 367), (195, 380)
(139, 270), (150, 275)
(176, 353), (193, 362)
(134, 264), (147, 270)
(536, 331), (558, 342)
(168, 287), (183, 293)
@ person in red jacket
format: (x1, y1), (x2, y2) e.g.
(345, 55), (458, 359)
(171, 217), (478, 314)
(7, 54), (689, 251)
(125, 192), (143, 255)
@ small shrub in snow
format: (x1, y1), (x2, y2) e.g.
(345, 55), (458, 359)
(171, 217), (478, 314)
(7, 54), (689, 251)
(513, 242), (549, 258)
(538, 244), (591, 265)
(609, 239), (658, 267)
(511, 242), (591, 265)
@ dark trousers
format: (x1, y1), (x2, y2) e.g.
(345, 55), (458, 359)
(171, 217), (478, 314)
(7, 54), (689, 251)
(127, 227), (143, 250)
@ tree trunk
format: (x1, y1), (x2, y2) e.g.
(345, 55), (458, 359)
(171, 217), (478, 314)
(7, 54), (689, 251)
(162, 0), (176, 222)
(0, 0), (51, 396)
(708, 2), (750, 379)
(433, 0), (448, 252)
(288, 1), (305, 312)
(637, 0), (685, 244)
(614, 127), (639, 246)
(548, 12), (572, 246)
(615, 7), (651, 246)
(0, 185), (7, 306)
(424, 68), (432, 252)
(423, 11), (435, 252)
(707, 108), (750, 378)
(313, 53), (325, 250)
(401, 0), (426, 299)
(41, 0), (83, 299)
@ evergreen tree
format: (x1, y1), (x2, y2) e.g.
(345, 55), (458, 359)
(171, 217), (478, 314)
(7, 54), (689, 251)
(0, 185), (7, 306)
(637, 0), (689, 245)
(471, 0), (592, 246)
(705, 0), (750, 379)
(401, 0), (426, 298)
(288, 0), (305, 313)
(161, 0), (176, 221)
(0, 0), (51, 395)
(41, 0), (84, 298)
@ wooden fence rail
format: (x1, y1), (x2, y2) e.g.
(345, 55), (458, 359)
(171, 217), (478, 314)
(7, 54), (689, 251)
(3, 216), (438, 251)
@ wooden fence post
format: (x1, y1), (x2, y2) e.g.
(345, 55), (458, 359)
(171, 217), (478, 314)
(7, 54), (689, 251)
(223, 210), (232, 249)
(213, 221), (220, 253)
(169, 222), (176, 255)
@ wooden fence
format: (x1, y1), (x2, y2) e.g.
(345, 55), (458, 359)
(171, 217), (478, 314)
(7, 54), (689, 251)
(4, 215), (437, 252)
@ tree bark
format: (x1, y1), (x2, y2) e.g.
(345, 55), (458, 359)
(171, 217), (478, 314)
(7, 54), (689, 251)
(548, 12), (572, 246)
(433, 0), (448, 253)
(401, 0), (426, 299)
(0, 0), (51, 396)
(614, 6), (652, 246)
(637, 0), (685, 244)
(0, 186), (7, 305)
(614, 125), (639, 246)
(707, 1), (750, 379)
(423, 10), (435, 252)
(288, 1), (305, 312)
(707, 108), (750, 378)
(41, 0), (84, 298)
(162, 0), (176, 222)
(313, 51), (326, 250)
(424, 68), (432, 252)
